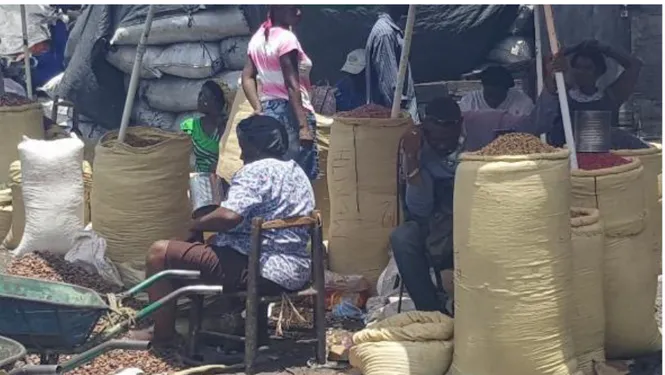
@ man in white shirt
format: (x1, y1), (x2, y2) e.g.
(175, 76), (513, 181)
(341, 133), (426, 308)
(459, 65), (534, 117)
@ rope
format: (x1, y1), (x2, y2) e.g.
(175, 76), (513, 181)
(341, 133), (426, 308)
(96, 293), (138, 332)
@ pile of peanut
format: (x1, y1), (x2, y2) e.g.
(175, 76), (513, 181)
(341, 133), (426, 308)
(0, 93), (36, 107)
(6, 252), (183, 375)
(336, 104), (392, 119)
(477, 133), (557, 156)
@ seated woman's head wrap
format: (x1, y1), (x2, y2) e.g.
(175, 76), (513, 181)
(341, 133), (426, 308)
(236, 115), (289, 159)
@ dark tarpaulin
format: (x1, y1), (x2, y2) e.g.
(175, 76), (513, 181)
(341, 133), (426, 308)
(296, 5), (520, 84)
(58, 5), (265, 130)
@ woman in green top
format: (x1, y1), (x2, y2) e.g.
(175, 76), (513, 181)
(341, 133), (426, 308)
(181, 80), (228, 172)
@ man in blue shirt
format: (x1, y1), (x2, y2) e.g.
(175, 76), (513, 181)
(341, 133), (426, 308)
(335, 49), (367, 112)
(390, 96), (463, 313)
(365, 6), (419, 123)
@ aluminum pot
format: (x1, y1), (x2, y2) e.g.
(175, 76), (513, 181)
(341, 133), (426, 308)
(189, 172), (224, 218)
(574, 110), (612, 153)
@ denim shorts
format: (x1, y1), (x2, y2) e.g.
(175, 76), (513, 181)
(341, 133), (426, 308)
(262, 99), (319, 181)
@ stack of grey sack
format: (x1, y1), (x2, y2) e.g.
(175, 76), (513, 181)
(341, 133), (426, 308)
(106, 6), (251, 131)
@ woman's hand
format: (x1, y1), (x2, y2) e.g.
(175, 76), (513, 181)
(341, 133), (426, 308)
(299, 119), (314, 146)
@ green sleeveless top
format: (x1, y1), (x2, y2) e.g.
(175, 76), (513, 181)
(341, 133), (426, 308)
(180, 117), (221, 173)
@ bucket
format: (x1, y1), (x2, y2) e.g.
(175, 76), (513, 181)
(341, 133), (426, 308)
(189, 172), (224, 218)
(574, 110), (612, 153)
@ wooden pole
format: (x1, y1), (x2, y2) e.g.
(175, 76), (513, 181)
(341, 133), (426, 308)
(118, 5), (156, 144)
(20, 5), (33, 99)
(534, 5), (547, 143)
(390, 5), (417, 119)
(543, 5), (578, 169)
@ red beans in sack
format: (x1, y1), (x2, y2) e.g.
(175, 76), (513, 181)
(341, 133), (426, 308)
(577, 152), (631, 170)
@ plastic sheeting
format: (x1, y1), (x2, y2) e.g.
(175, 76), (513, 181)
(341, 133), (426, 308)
(0, 5), (54, 56)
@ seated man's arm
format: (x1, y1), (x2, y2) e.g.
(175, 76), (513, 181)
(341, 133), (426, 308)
(191, 168), (265, 233)
(405, 167), (435, 227)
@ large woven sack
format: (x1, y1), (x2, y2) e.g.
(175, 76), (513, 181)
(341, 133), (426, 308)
(452, 149), (580, 375)
(0, 102), (44, 185)
(216, 88), (253, 181)
(571, 159), (661, 358)
(0, 189), (11, 241)
(106, 45), (163, 79)
(612, 144), (662, 273)
(3, 160), (94, 250)
(219, 36), (250, 71)
(327, 114), (412, 286)
(145, 71), (241, 113)
(570, 207), (605, 375)
(92, 127), (191, 287)
(110, 7), (250, 46)
(153, 42), (223, 79)
(350, 311), (454, 375)
(14, 135), (85, 256)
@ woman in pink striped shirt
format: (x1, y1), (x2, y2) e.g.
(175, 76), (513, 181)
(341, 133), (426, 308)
(241, 5), (318, 180)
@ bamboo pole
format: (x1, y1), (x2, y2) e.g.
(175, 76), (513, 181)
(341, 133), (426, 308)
(543, 5), (578, 169)
(20, 5), (33, 99)
(118, 5), (156, 144)
(390, 5), (417, 119)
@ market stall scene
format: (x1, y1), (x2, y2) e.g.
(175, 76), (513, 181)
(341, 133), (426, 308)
(0, 3), (662, 375)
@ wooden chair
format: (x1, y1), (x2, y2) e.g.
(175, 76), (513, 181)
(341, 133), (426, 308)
(185, 211), (327, 375)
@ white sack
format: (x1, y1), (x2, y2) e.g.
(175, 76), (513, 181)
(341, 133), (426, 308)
(110, 7), (250, 46)
(13, 134), (85, 256)
(65, 224), (123, 287)
(106, 46), (163, 79)
(153, 42), (223, 79)
(37, 73), (63, 99)
(145, 71), (241, 112)
(219, 36), (250, 71)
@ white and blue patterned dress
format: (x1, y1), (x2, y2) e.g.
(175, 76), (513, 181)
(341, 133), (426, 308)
(211, 158), (314, 291)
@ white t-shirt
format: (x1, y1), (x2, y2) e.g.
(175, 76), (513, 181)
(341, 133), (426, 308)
(460, 88), (534, 117)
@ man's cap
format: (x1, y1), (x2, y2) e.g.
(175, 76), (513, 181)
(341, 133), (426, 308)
(424, 96), (461, 123)
(341, 49), (366, 75)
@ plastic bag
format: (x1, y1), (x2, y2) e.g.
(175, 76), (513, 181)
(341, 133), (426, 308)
(487, 36), (534, 65)
(65, 224), (124, 287)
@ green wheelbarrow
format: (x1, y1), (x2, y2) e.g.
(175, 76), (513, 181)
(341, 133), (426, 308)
(0, 270), (225, 373)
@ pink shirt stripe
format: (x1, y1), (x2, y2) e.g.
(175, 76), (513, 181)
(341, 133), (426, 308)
(247, 25), (313, 112)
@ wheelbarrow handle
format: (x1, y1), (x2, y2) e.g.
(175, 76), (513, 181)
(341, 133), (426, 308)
(8, 365), (61, 375)
(117, 270), (202, 299)
(58, 340), (151, 374)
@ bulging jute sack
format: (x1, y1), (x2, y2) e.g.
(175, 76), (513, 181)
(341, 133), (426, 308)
(3, 160), (94, 250)
(327, 114), (412, 286)
(217, 90), (333, 242)
(0, 102), (44, 185)
(92, 127), (191, 287)
(0, 189), (11, 241)
(570, 207), (605, 375)
(571, 159), (661, 358)
(612, 144), (662, 273)
(452, 149), (580, 375)
(350, 311), (454, 375)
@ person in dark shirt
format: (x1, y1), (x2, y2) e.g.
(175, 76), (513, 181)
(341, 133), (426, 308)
(335, 49), (366, 112)
(364, 6), (419, 123)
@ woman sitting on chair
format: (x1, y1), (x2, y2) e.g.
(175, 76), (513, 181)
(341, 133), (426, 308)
(131, 114), (315, 344)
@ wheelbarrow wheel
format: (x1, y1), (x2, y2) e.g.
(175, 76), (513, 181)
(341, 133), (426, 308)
(39, 354), (59, 365)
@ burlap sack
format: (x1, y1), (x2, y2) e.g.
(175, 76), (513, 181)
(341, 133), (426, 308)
(452, 149), (580, 375)
(0, 189), (11, 242)
(2, 160), (93, 250)
(612, 144), (662, 273)
(350, 311), (454, 375)
(571, 159), (661, 358)
(92, 127), (191, 287)
(327, 114), (412, 286)
(0, 103), (44, 186)
(570, 207), (605, 375)
(217, 89), (334, 239)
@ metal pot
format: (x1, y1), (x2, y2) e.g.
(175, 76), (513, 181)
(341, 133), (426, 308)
(189, 172), (224, 218)
(573, 110), (612, 153)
